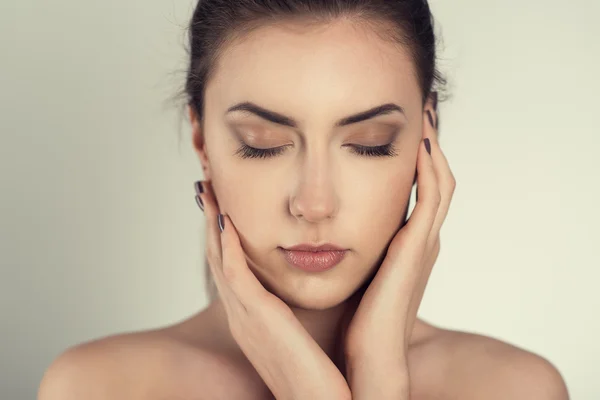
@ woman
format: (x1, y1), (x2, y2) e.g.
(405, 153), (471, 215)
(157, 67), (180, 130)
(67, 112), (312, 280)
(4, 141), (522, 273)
(38, 1), (569, 399)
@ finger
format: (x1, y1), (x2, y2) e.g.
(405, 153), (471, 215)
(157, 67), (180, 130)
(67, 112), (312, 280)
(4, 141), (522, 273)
(406, 105), (455, 338)
(407, 130), (451, 334)
(197, 180), (237, 311)
(426, 126), (456, 246)
(394, 134), (441, 259)
(375, 133), (440, 310)
(219, 213), (269, 308)
(401, 112), (443, 341)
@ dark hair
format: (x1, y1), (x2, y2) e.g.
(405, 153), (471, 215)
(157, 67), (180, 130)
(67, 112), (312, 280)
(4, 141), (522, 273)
(176, 0), (449, 302)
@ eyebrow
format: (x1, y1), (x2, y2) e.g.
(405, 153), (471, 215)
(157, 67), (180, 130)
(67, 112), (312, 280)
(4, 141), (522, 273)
(225, 101), (406, 128)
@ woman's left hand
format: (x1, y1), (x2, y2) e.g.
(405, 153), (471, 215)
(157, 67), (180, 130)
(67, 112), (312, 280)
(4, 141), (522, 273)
(343, 109), (456, 399)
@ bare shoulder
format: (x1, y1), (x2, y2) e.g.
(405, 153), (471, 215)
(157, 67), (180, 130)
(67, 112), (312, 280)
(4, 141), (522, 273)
(416, 322), (570, 400)
(37, 315), (242, 400)
(37, 328), (183, 400)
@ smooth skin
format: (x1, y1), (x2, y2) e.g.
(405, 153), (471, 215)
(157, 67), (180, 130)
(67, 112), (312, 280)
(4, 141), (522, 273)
(38, 18), (569, 400)
(196, 112), (444, 400)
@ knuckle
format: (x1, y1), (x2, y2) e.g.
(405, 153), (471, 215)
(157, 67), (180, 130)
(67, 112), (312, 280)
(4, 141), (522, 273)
(449, 175), (457, 191)
(432, 190), (442, 206)
(222, 262), (237, 284)
(447, 171), (456, 186)
(387, 237), (405, 259)
(442, 176), (456, 199)
(255, 290), (274, 305)
(206, 247), (219, 266)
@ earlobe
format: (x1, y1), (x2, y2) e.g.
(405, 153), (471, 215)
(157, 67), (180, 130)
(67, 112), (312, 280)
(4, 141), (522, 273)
(189, 106), (212, 180)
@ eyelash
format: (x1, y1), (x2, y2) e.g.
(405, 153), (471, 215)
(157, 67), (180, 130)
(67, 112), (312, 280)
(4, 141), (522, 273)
(234, 143), (398, 159)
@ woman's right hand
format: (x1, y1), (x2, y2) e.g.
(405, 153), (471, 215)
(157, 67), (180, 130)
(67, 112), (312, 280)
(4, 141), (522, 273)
(195, 180), (352, 400)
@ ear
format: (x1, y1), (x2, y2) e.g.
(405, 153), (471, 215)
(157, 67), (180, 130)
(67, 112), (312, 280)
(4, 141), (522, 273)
(188, 104), (212, 181)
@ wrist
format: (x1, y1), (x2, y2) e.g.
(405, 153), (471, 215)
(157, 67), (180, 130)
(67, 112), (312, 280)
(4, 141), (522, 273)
(271, 364), (352, 400)
(346, 363), (410, 400)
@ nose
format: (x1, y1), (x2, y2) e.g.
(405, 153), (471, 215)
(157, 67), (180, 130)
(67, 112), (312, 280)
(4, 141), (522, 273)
(289, 157), (339, 223)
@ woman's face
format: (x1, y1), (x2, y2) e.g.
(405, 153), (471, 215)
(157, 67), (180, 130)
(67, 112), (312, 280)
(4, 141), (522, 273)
(192, 19), (429, 310)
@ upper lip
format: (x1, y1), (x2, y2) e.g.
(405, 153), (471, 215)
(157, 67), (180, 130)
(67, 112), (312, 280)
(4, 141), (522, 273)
(282, 243), (346, 252)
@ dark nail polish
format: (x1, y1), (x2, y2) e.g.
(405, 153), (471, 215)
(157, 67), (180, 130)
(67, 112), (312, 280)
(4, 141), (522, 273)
(432, 91), (438, 111)
(194, 181), (204, 196)
(195, 195), (204, 212)
(424, 138), (431, 155)
(427, 110), (435, 129)
(218, 214), (225, 232)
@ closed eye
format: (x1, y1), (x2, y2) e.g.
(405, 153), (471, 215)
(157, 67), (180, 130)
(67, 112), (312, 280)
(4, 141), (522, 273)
(234, 143), (289, 159)
(233, 143), (398, 159)
(347, 143), (398, 157)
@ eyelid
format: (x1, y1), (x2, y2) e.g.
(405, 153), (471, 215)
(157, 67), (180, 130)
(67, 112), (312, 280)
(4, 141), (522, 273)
(234, 141), (398, 160)
(232, 125), (401, 153)
(345, 126), (401, 143)
(234, 129), (292, 147)
(343, 140), (391, 147)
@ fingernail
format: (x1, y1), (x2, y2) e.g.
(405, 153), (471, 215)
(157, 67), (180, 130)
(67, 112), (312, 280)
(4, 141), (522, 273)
(195, 195), (204, 212)
(432, 91), (438, 111)
(427, 110), (435, 129)
(424, 138), (431, 155)
(218, 214), (225, 232)
(194, 181), (204, 196)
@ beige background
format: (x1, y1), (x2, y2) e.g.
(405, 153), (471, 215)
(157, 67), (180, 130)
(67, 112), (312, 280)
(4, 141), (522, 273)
(1, 0), (599, 399)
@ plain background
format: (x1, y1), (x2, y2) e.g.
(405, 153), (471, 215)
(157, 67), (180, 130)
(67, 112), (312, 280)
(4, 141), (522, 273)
(1, 0), (599, 399)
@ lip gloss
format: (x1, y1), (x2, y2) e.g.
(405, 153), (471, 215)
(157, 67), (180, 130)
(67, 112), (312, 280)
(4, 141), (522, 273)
(280, 248), (347, 272)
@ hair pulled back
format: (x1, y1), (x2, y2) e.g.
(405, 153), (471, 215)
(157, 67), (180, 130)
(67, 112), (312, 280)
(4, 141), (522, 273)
(180, 0), (448, 301)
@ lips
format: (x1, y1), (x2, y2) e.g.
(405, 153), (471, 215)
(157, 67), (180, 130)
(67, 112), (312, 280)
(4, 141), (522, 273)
(284, 243), (346, 252)
(279, 247), (347, 272)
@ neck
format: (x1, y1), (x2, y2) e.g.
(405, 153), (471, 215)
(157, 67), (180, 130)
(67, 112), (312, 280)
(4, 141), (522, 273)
(207, 288), (364, 372)
(205, 287), (431, 377)
(288, 299), (354, 372)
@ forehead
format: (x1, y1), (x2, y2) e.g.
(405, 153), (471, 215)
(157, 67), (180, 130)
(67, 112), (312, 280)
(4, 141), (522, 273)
(206, 19), (421, 125)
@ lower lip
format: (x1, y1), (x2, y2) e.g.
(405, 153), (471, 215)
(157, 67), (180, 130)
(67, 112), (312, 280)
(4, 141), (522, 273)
(280, 248), (347, 272)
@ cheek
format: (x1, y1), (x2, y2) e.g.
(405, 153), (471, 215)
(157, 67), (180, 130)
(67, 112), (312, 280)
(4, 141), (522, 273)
(350, 172), (413, 255)
(212, 167), (280, 250)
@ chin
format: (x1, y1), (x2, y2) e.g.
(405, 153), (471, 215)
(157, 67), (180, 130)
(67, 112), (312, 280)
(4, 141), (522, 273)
(250, 253), (373, 311)
(269, 284), (352, 310)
